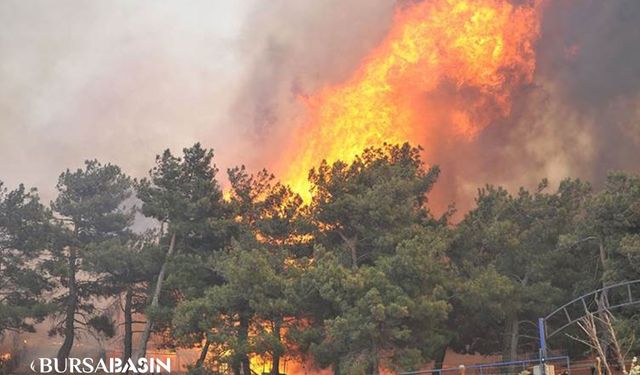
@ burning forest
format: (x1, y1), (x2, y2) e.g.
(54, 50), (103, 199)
(280, 0), (541, 202)
(2, 0), (640, 374)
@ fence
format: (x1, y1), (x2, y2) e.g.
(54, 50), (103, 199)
(399, 356), (572, 375)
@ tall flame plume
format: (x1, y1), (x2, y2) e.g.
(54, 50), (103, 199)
(280, 0), (543, 201)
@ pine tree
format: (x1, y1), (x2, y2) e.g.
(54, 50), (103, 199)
(47, 160), (134, 361)
(84, 233), (163, 362)
(0, 182), (52, 335)
(135, 143), (228, 359)
(449, 179), (593, 360)
(298, 143), (452, 374)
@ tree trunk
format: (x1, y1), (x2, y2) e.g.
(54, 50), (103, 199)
(370, 339), (380, 375)
(509, 317), (519, 361)
(502, 313), (519, 362)
(598, 241), (607, 277)
(239, 315), (251, 375)
(137, 232), (176, 359)
(57, 247), (78, 362)
(123, 286), (133, 362)
(577, 314), (612, 375)
(195, 339), (210, 368)
(241, 356), (251, 375)
(337, 231), (358, 269)
(503, 275), (526, 364)
(597, 240), (612, 362)
(604, 312), (627, 372)
(434, 343), (448, 371)
(332, 362), (341, 375)
(271, 320), (282, 375)
(350, 244), (358, 270)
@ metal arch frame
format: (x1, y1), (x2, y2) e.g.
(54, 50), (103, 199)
(378, 282), (640, 375)
(534, 279), (640, 375)
(542, 279), (640, 339)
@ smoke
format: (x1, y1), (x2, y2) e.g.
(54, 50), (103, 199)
(422, 0), (640, 214)
(4, 0), (638, 216)
(229, 0), (397, 170)
(227, 0), (640, 215)
(532, 0), (640, 178)
(0, 0), (254, 201)
(0, 0), (402, 203)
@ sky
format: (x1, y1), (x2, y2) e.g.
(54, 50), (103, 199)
(0, 0), (400, 203)
(1, 0), (640, 211)
(0, 1), (256, 201)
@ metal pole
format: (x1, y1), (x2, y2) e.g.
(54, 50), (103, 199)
(538, 318), (548, 358)
(538, 318), (547, 375)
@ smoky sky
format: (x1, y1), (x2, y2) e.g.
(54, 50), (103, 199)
(534, 0), (640, 178)
(0, 0), (398, 203)
(0, 1), (254, 202)
(426, 0), (640, 213)
(1, 0), (639, 212)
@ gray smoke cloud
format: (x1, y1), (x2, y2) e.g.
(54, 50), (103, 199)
(0, 0), (255, 202)
(0, 0), (397, 205)
(532, 0), (640, 178)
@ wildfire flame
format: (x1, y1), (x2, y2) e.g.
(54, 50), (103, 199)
(280, 0), (543, 201)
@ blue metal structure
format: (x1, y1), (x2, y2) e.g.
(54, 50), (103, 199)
(542, 279), (640, 339)
(537, 279), (640, 371)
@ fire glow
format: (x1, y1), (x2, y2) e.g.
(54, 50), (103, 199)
(280, 0), (543, 201)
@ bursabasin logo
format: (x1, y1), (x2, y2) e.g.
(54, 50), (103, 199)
(30, 357), (171, 373)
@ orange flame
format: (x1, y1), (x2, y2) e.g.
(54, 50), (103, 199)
(280, 0), (542, 201)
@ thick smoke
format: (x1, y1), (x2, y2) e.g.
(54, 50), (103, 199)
(2, 1), (638, 220)
(232, 0), (640, 215)
(0, 0), (398, 201)
(417, 0), (640, 214)
(532, 0), (640, 178)
(0, 1), (254, 202)
(229, 0), (396, 170)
